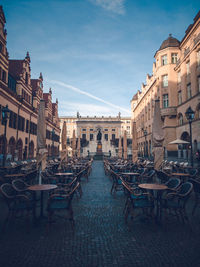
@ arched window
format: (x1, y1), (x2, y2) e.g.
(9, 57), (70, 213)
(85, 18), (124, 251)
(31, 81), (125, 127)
(29, 141), (34, 158)
(16, 139), (23, 160)
(178, 113), (183, 125)
(8, 137), (15, 160)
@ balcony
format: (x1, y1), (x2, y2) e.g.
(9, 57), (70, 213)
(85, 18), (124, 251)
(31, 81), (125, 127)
(161, 107), (177, 117)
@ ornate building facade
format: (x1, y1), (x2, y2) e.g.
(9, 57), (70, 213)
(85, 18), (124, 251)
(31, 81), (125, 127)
(59, 114), (132, 157)
(0, 6), (60, 163)
(131, 11), (200, 160)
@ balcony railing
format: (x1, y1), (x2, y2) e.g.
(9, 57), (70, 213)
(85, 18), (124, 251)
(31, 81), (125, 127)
(161, 107), (177, 117)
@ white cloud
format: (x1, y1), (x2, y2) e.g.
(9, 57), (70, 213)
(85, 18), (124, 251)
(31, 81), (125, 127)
(50, 80), (131, 115)
(89, 0), (126, 15)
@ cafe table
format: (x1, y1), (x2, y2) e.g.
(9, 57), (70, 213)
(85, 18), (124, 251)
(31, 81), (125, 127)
(171, 172), (189, 182)
(138, 183), (168, 223)
(28, 184), (57, 220)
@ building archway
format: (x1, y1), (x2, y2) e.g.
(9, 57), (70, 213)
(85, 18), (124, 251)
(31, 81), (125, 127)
(0, 135), (7, 158)
(8, 137), (15, 160)
(29, 141), (34, 159)
(16, 139), (23, 161)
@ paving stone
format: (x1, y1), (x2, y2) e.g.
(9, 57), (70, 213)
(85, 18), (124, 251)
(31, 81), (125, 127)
(0, 160), (200, 266)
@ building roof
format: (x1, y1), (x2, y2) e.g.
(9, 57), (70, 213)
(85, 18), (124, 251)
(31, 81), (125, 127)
(159, 34), (180, 51)
(9, 60), (24, 79)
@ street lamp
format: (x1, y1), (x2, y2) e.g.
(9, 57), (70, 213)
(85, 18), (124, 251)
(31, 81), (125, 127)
(1, 105), (10, 167)
(185, 106), (195, 167)
(51, 128), (55, 158)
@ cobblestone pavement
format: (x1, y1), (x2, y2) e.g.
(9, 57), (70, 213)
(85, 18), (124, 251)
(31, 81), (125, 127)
(0, 160), (200, 267)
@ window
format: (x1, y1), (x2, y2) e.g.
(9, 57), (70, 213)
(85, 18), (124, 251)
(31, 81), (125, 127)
(162, 75), (168, 87)
(186, 61), (190, 75)
(82, 128), (86, 131)
(178, 91), (182, 105)
(112, 134), (115, 140)
(171, 53), (178, 64)
(161, 55), (167, 65)
(26, 120), (29, 133)
(104, 134), (108, 141)
(82, 134), (86, 139)
(126, 121), (130, 123)
(198, 76), (200, 92)
(90, 134), (93, 141)
(178, 114), (183, 125)
(112, 129), (115, 131)
(25, 73), (28, 84)
(177, 71), (181, 83)
(127, 126), (130, 129)
(187, 83), (192, 99)
(90, 129), (93, 131)
(197, 51), (200, 67)
(104, 129), (108, 131)
(2, 70), (6, 82)
(163, 94), (169, 108)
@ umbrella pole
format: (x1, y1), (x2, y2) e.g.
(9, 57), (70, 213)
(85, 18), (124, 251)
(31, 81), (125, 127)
(38, 164), (42, 185)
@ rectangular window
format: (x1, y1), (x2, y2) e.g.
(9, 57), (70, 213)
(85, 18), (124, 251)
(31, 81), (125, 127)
(198, 76), (200, 92)
(163, 94), (169, 108)
(26, 120), (29, 133)
(112, 134), (115, 140)
(177, 71), (181, 83)
(187, 83), (192, 99)
(127, 126), (130, 129)
(112, 129), (115, 131)
(162, 75), (168, 87)
(82, 128), (86, 131)
(104, 134), (108, 141)
(186, 61), (190, 75)
(161, 55), (167, 65)
(178, 91), (182, 105)
(90, 134), (93, 141)
(104, 129), (108, 131)
(171, 53), (178, 64)
(82, 134), (86, 139)
(90, 129), (93, 131)
(197, 51), (200, 66)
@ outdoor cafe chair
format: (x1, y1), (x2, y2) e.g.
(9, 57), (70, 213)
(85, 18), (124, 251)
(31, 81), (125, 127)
(122, 181), (154, 225)
(188, 178), (200, 215)
(161, 182), (193, 223)
(47, 182), (80, 230)
(0, 183), (35, 231)
(110, 170), (123, 195)
(155, 170), (170, 184)
(141, 169), (155, 183)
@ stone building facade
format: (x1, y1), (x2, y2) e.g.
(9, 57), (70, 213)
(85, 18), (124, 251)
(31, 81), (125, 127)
(59, 114), (132, 157)
(131, 11), (200, 160)
(0, 6), (60, 163)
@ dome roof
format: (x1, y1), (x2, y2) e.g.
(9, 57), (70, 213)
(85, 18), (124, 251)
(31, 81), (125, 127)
(159, 34), (180, 51)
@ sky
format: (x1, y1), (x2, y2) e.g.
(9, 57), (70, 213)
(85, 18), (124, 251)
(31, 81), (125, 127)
(2, 0), (200, 117)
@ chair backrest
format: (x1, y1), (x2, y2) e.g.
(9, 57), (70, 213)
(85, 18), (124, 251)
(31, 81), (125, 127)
(165, 178), (181, 190)
(189, 178), (200, 194)
(12, 179), (27, 192)
(0, 183), (16, 199)
(189, 169), (198, 177)
(177, 182), (193, 197)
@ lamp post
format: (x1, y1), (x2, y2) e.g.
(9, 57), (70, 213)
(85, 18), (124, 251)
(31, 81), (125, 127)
(1, 105), (10, 167)
(185, 107), (195, 167)
(51, 128), (55, 158)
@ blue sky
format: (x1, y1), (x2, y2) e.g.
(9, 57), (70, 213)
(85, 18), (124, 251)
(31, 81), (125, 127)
(2, 0), (200, 116)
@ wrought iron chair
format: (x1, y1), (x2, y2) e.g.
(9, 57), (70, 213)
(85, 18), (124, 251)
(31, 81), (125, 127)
(122, 181), (154, 225)
(161, 182), (193, 223)
(0, 183), (35, 231)
(189, 178), (200, 215)
(110, 170), (123, 195)
(141, 169), (156, 183)
(47, 182), (80, 230)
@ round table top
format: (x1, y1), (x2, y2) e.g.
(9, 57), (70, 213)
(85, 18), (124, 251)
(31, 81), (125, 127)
(139, 183), (168, 190)
(28, 184), (57, 191)
(55, 173), (73, 176)
(171, 173), (189, 176)
(5, 173), (25, 178)
(122, 172), (140, 176)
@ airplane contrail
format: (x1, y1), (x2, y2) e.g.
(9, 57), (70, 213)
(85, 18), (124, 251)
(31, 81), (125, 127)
(50, 80), (131, 114)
